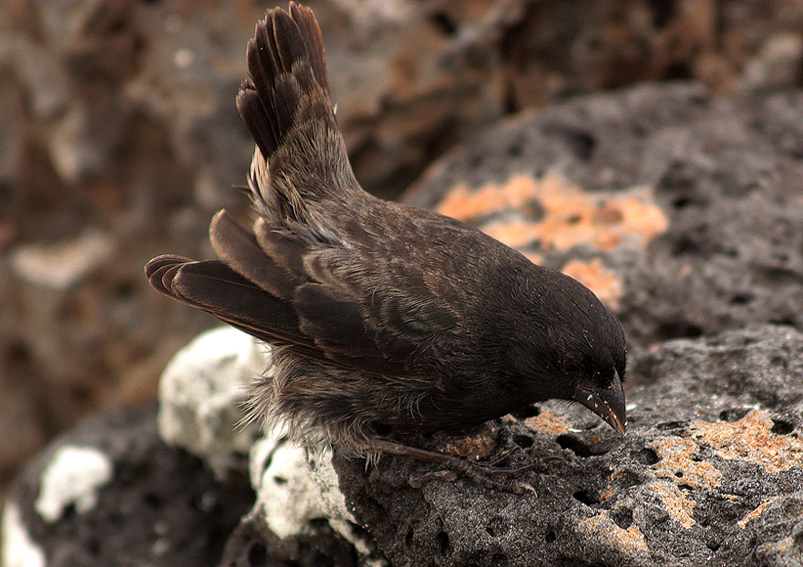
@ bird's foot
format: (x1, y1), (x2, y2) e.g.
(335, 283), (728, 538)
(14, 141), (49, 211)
(371, 439), (564, 495)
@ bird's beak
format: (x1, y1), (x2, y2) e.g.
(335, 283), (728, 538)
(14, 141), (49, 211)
(573, 370), (627, 435)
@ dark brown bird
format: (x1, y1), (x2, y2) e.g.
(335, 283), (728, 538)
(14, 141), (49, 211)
(146, 2), (626, 492)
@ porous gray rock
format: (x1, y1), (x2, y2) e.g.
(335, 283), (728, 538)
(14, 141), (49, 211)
(334, 325), (803, 567)
(1, 403), (255, 567)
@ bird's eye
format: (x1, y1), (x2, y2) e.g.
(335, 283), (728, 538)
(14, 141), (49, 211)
(592, 369), (610, 388)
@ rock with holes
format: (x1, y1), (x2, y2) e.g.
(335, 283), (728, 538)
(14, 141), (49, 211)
(0, 401), (364, 567)
(333, 325), (803, 567)
(1, 403), (256, 567)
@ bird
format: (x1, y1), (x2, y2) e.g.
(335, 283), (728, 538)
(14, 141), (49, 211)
(145, 2), (627, 493)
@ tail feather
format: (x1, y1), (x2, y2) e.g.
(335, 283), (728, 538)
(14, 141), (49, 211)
(236, 2), (331, 162)
(289, 3), (329, 93)
(237, 79), (276, 160)
(235, 3), (358, 227)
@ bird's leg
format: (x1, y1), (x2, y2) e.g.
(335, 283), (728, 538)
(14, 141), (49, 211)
(369, 438), (559, 494)
(475, 450), (566, 477)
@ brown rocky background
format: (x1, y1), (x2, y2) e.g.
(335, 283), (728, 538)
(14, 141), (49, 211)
(2, 0), (803, 512)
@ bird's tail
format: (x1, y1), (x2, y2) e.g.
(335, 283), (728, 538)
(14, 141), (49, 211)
(236, 2), (329, 161)
(235, 3), (357, 223)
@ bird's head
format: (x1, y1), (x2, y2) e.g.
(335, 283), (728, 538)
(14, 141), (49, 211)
(495, 264), (628, 434)
(546, 272), (627, 434)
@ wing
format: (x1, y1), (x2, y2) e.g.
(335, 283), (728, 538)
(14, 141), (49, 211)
(146, 209), (470, 378)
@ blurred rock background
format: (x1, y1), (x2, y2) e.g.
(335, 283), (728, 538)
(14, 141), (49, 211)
(2, 0), (803, 505)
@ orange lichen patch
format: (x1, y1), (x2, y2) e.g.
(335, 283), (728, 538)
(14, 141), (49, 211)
(648, 437), (723, 489)
(436, 175), (539, 221)
(599, 469), (635, 501)
(561, 258), (623, 309)
(481, 218), (544, 249)
(522, 409), (572, 436)
(606, 195), (668, 247)
(737, 496), (782, 529)
(521, 251), (544, 265)
(687, 410), (803, 474)
(441, 427), (498, 459)
(599, 482), (617, 502)
(435, 174), (669, 253)
(649, 481), (696, 528)
(578, 511), (649, 553)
